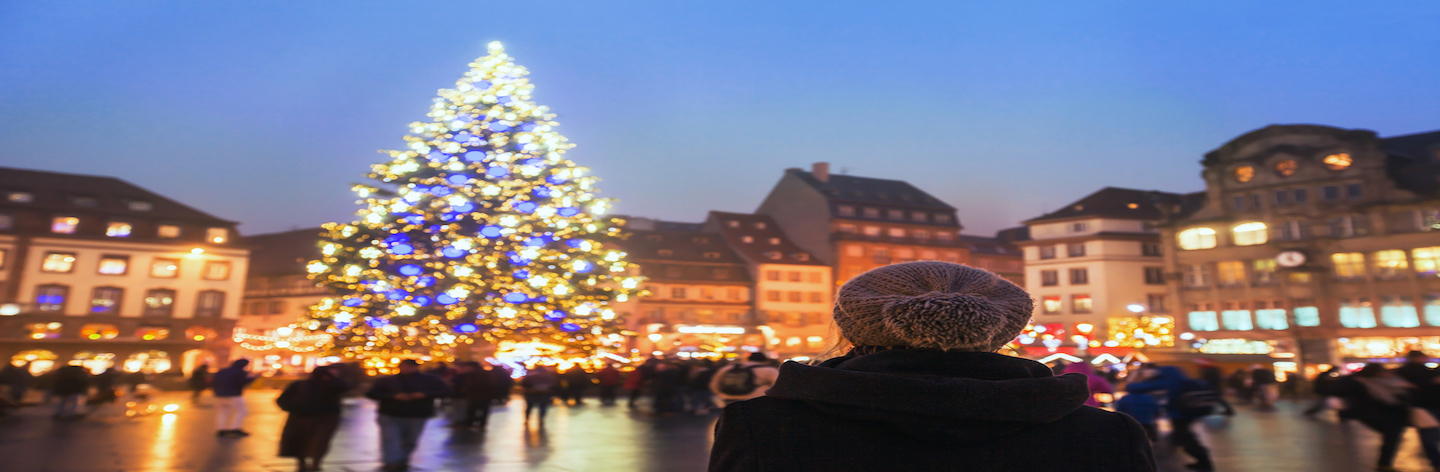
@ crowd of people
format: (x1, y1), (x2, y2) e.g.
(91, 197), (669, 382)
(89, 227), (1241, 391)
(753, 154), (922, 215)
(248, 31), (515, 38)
(0, 361), (154, 419)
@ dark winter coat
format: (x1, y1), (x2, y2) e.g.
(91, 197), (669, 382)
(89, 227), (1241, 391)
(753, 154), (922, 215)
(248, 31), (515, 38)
(1125, 366), (1212, 420)
(1114, 393), (1162, 425)
(212, 360), (255, 397)
(365, 372), (451, 418)
(50, 366), (91, 396)
(453, 371), (493, 400)
(1394, 362), (1440, 409)
(708, 350), (1155, 472)
(277, 376), (348, 417)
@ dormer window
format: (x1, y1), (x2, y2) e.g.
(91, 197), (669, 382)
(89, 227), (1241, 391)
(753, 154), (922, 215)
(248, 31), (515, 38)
(692, 236), (709, 244)
(128, 201), (153, 211)
(51, 217), (79, 234)
(837, 206), (856, 217)
(158, 224), (181, 238)
(886, 209), (904, 220)
(741, 236), (754, 243)
(863, 208), (880, 218)
(7, 192), (33, 203)
(206, 227), (228, 244)
(754, 222), (767, 230)
(934, 214), (953, 223)
(764, 251), (782, 260)
(1323, 153), (1353, 171)
(769, 237), (781, 245)
(794, 253), (810, 261)
(106, 221), (132, 238)
(727, 220), (740, 228)
(911, 212), (927, 222)
(71, 196), (97, 207)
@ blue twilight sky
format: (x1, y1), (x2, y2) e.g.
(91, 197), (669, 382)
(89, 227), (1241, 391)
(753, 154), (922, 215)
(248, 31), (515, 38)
(2, 2), (1437, 236)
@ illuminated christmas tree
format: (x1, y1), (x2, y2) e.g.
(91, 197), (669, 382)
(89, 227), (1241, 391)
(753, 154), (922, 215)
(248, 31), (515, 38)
(304, 42), (642, 363)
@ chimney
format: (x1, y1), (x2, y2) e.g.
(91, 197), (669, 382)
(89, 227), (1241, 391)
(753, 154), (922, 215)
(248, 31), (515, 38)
(812, 162), (830, 182)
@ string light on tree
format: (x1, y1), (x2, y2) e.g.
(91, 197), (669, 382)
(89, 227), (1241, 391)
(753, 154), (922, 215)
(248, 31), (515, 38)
(306, 42), (643, 362)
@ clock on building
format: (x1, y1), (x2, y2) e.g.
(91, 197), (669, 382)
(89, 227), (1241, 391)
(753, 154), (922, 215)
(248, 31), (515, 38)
(1277, 250), (1307, 268)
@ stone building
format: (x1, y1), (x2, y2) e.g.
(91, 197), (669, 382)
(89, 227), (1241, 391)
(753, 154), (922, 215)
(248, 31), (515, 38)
(0, 167), (248, 375)
(703, 212), (833, 357)
(1159, 125), (1440, 367)
(234, 228), (330, 374)
(961, 228), (1027, 286)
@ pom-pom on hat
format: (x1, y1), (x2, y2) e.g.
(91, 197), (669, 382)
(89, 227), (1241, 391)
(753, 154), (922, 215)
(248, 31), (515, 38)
(834, 261), (1034, 352)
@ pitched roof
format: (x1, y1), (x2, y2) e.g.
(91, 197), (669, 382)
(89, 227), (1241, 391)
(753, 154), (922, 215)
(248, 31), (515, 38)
(0, 166), (236, 225)
(958, 234), (1020, 257)
(1025, 187), (1200, 224)
(244, 228), (324, 277)
(785, 168), (956, 211)
(706, 211), (826, 266)
(1383, 130), (1440, 196)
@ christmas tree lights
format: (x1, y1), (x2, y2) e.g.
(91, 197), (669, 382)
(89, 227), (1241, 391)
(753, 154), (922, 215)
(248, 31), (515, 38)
(305, 42), (642, 362)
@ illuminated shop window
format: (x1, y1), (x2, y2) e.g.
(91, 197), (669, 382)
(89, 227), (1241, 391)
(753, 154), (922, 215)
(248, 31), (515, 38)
(1231, 222), (1267, 246)
(1373, 250), (1408, 277)
(1221, 310), (1253, 331)
(1177, 228), (1217, 250)
(1293, 306), (1321, 327)
(1042, 296), (1061, 314)
(28, 322), (62, 339)
(137, 327), (170, 341)
(186, 327), (218, 342)
(1413, 247), (1440, 276)
(123, 351), (171, 373)
(1255, 306), (1288, 330)
(1427, 295), (1440, 326)
(1216, 261), (1246, 286)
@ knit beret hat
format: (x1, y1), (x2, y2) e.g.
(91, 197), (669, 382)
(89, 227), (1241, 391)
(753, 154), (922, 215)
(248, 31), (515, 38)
(834, 261), (1034, 352)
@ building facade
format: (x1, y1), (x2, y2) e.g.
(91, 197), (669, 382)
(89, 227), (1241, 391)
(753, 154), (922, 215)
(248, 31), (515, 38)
(961, 228), (1027, 286)
(0, 168), (248, 375)
(704, 212), (833, 357)
(1160, 125), (1440, 366)
(1019, 187), (1199, 348)
(235, 228), (331, 374)
(757, 162), (970, 289)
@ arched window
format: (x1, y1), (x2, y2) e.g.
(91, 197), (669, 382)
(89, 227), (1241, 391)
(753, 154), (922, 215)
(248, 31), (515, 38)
(1232, 222), (1268, 246)
(1177, 228), (1217, 250)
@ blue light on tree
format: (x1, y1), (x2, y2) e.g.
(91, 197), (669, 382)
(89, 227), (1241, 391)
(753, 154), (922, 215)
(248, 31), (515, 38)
(436, 294), (459, 305)
(546, 175), (566, 185)
(398, 264), (423, 276)
(416, 276), (436, 287)
(428, 151), (452, 161)
(513, 269), (531, 279)
(342, 298), (364, 307)
(451, 202), (475, 212)
(488, 122), (510, 132)
(503, 293), (529, 303)
(390, 243), (415, 255)
(447, 175), (469, 185)
(524, 237), (546, 247)
(573, 261), (594, 273)
(413, 296), (433, 307)
(557, 207), (580, 217)
(441, 246), (466, 258)
(386, 289), (408, 300)
(479, 226), (503, 238)
(545, 310), (566, 321)
(560, 323), (581, 332)
(464, 150), (486, 162)
(515, 201), (538, 213)
(487, 166), (509, 178)
(455, 323), (479, 333)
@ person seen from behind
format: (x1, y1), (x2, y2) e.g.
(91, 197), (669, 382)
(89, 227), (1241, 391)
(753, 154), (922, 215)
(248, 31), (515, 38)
(1331, 363), (1440, 472)
(1125, 365), (1221, 471)
(520, 366), (558, 426)
(213, 359), (257, 437)
(365, 359), (451, 472)
(277, 366), (349, 472)
(708, 261), (1155, 472)
(596, 364), (622, 406)
(451, 361), (494, 431)
(50, 364), (90, 420)
(1063, 362), (1115, 407)
(1113, 391), (1162, 442)
(709, 353), (779, 406)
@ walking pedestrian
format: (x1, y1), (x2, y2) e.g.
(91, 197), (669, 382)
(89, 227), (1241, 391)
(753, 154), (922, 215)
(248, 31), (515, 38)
(1303, 366), (1343, 417)
(213, 359), (257, 437)
(1063, 362), (1115, 407)
(709, 261), (1155, 472)
(686, 360), (718, 415)
(487, 365), (514, 405)
(561, 367), (590, 405)
(0, 362), (32, 404)
(365, 359), (451, 472)
(1195, 359), (1236, 415)
(596, 364), (621, 406)
(625, 357), (657, 409)
(1331, 363), (1423, 472)
(520, 366), (558, 425)
(1228, 369), (1253, 404)
(1126, 365), (1219, 471)
(88, 367), (119, 411)
(189, 364), (211, 403)
(1251, 364), (1278, 409)
(709, 353), (779, 405)
(451, 362), (494, 430)
(50, 365), (90, 420)
(1114, 392), (1162, 442)
(651, 361), (686, 414)
(277, 366), (348, 472)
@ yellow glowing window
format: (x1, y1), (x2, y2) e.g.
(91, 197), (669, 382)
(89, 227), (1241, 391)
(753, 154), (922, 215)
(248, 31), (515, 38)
(185, 327), (217, 342)
(1323, 153), (1353, 170)
(1413, 247), (1440, 275)
(136, 327), (169, 341)
(1177, 227), (1217, 250)
(106, 222), (132, 237)
(1232, 222), (1268, 246)
(1217, 261), (1247, 285)
(157, 225), (181, 238)
(1373, 250), (1408, 276)
(206, 227), (228, 243)
(1042, 296), (1062, 314)
(1332, 252), (1366, 278)
(51, 217), (79, 234)
(97, 256), (129, 275)
(80, 324), (119, 340)
(151, 258), (180, 278)
(29, 322), (61, 339)
(41, 252), (76, 272)
(1274, 159), (1298, 176)
(1233, 166), (1255, 182)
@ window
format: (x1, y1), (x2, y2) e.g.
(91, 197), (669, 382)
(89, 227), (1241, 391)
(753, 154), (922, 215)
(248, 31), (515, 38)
(1428, 295), (1440, 326)
(1232, 196), (1246, 211)
(753, 222), (767, 230)
(1340, 298), (1376, 328)
(1380, 296), (1419, 328)
(809, 272), (822, 283)
(0, 214), (11, 230)
(935, 214), (952, 223)
(787, 291), (803, 302)
(51, 217), (79, 234)
(80, 323), (119, 340)
(1250, 194), (1262, 210)
(1042, 296), (1062, 314)
(1373, 250), (1408, 277)
(35, 285), (68, 312)
(809, 292), (823, 303)
(1346, 183), (1363, 199)
(1322, 185), (1340, 201)
(28, 322), (62, 339)
(920, 250), (938, 260)
(935, 232), (953, 242)
(7, 192), (34, 203)
(1069, 268), (1089, 285)
(1217, 261), (1246, 286)
(838, 224), (857, 233)
(911, 212), (927, 222)
(1040, 270), (1059, 287)
(106, 221), (132, 237)
(1177, 228), (1217, 250)
(1147, 294), (1168, 313)
(137, 327), (170, 341)
(1274, 159), (1298, 176)
(1142, 243), (1162, 257)
(1415, 247), (1440, 276)
(267, 301), (283, 314)
(1233, 166), (1255, 182)
(657, 249), (674, 256)
(1329, 215), (1369, 238)
(670, 287), (688, 299)
(1144, 267), (1165, 285)
(1071, 295), (1092, 314)
(1253, 259), (1277, 284)
(0, 249), (6, 269)
(664, 266), (682, 278)
(1072, 222), (1089, 233)
(887, 228), (906, 238)
(942, 251), (960, 262)
(1255, 302), (1288, 330)
(98, 255), (129, 275)
(1323, 153), (1353, 170)
(1293, 188), (1309, 203)
(1039, 246), (1057, 260)
(872, 247), (889, 257)
(157, 225), (181, 238)
(863, 226), (881, 236)
(787, 271), (802, 282)
(895, 248), (915, 260)
(845, 245), (864, 257)
(206, 228), (228, 243)
(1277, 220), (1309, 241)
(151, 258), (180, 278)
(41, 252), (77, 273)
(1295, 304), (1321, 327)
(765, 270), (781, 281)
(1067, 243), (1086, 257)
(765, 290), (781, 302)
(912, 230), (929, 240)
(886, 209), (904, 220)
(128, 200), (153, 211)
(1221, 309), (1253, 331)
(711, 269), (729, 280)
(143, 289), (176, 317)
(768, 237), (781, 245)
(862, 208), (880, 218)
(1232, 222), (1267, 246)
(1186, 311), (1222, 333)
(90, 287), (123, 315)
(1332, 253), (1366, 278)
(726, 288), (743, 300)
(195, 291), (225, 318)
(1274, 190), (1289, 206)
(1183, 264), (1210, 288)
(837, 205), (856, 217)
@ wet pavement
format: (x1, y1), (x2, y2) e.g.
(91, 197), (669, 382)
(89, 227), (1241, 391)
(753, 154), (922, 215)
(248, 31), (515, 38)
(0, 391), (1435, 472)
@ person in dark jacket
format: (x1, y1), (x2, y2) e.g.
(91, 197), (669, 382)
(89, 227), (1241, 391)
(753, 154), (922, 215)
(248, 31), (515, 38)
(365, 359), (451, 471)
(277, 366), (348, 472)
(596, 364), (622, 406)
(560, 367), (590, 405)
(188, 364), (211, 403)
(1303, 366), (1344, 417)
(1250, 364), (1278, 409)
(709, 262), (1155, 472)
(450, 362), (494, 430)
(50, 365), (90, 420)
(521, 366), (559, 425)
(0, 363), (33, 403)
(212, 359), (257, 437)
(1126, 365), (1218, 471)
(1114, 392), (1163, 441)
(487, 365), (514, 405)
(1331, 364), (1420, 472)
(1194, 359), (1235, 415)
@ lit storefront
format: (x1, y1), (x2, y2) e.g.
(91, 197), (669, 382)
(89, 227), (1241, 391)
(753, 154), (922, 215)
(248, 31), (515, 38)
(637, 324), (768, 359)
